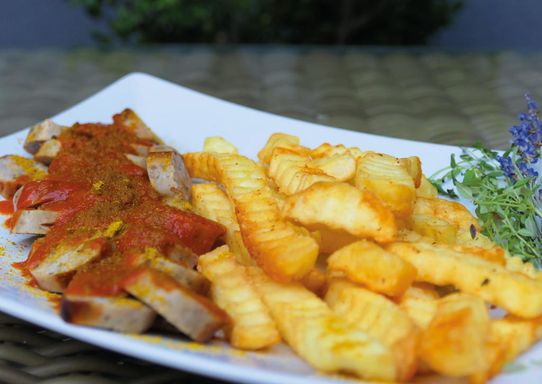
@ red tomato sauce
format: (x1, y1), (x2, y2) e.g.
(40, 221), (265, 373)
(12, 113), (225, 296)
(0, 200), (13, 215)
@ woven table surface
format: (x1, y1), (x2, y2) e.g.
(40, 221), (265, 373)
(0, 46), (541, 383)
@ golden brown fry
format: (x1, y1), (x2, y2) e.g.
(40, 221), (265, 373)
(443, 244), (506, 266)
(282, 182), (397, 243)
(397, 226), (506, 266)
(327, 240), (416, 297)
(455, 227), (493, 247)
(310, 143), (349, 158)
(453, 229), (507, 265)
(203, 136), (238, 154)
(197, 246), (280, 350)
(258, 132), (302, 166)
(506, 256), (542, 280)
(387, 241), (542, 318)
(184, 152), (319, 282)
(246, 267), (397, 381)
(308, 153), (356, 182)
(355, 152), (417, 219)
(410, 214), (458, 244)
(400, 156), (422, 188)
(416, 175), (438, 198)
(191, 183), (253, 266)
(396, 228), (430, 243)
(470, 315), (542, 383)
(310, 143), (365, 160)
(268, 147), (335, 195)
(398, 285), (439, 330)
(325, 279), (419, 381)
(413, 196), (480, 231)
(398, 284), (440, 376)
(420, 293), (490, 377)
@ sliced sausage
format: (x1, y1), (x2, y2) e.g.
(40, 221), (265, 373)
(10, 209), (57, 235)
(130, 248), (206, 292)
(146, 150), (192, 200)
(34, 139), (61, 165)
(24, 119), (66, 155)
(11, 186), (24, 212)
(167, 244), (199, 269)
(149, 145), (176, 153)
(125, 153), (147, 169)
(113, 109), (162, 144)
(149, 256), (209, 294)
(30, 237), (109, 293)
(0, 155), (47, 198)
(123, 267), (229, 342)
(130, 143), (151, 157)
(61, 295), (156, 333)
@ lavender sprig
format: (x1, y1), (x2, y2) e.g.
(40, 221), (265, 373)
(432, 95), (542, 267)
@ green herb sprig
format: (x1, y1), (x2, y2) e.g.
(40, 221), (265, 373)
(431, 96), (542, 267)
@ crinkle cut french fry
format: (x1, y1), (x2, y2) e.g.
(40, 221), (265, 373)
(398, 285), (439, 330)
(414, 196), (481, 231)
(396, 229), (429, 243)
(325, 279), (419, 381)
(416, 175), (438, 198)
(397, 227), (506, 266)
(441, 243), (506, 266)
(245, 267), (397, 381)
(310, 143), (365, 160)
(203, 136), (238, 154)
(387, 242), (542, 318)
(258, 132), (302, 166)
(197, 246), (280, 350)
(469, 315), (542, 383)
(420, 293), (490, 377)
(184, 152), (318, 281)
(268, 147), (335, 195)
(282, 182), (397, 243)
(355, 152), (417, 219)
(410, 214), (458, 244)
(327, 240), (416, 297)
(268, 146), (356, 194)
(506, 256), (542, 280)
(192, 183), (253, 266)
(307, 153), (356, 182)
(400, 156), (422, 188)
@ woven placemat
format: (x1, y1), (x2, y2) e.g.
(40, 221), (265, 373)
(0, 313), (227, 384)
(0, 46), (540, 383)
(2, 47), (541, 149)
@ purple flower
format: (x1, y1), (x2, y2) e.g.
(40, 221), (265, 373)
(497, 154), (516, 180)
(519, 161), (539, 178)
(503, 95), (542, 181)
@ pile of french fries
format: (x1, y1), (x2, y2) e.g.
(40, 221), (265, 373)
(188, 133), (542, 383)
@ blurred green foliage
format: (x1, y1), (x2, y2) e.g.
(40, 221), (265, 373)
(70, 0), (463, 45)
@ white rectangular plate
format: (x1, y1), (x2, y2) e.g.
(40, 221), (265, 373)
(0, 73), (540, 383)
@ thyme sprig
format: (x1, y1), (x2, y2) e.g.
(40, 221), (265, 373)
(431, 96), (542, 267)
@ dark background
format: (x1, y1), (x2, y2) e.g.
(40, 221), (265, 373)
(1, 0), (541, 49)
